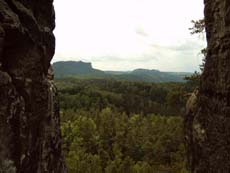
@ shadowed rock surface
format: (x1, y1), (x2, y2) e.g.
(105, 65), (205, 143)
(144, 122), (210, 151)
(185, 0), (230, 172)
(0, 0), (65, 172)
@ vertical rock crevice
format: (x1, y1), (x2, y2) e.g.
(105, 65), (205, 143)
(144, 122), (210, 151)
(0, 0), (65, 172)
(185, 0), (230, 172)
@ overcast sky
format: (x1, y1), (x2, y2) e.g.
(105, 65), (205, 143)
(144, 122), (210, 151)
(53, 0), (205, 72)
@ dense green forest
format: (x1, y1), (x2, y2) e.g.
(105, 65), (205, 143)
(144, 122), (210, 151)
(56, 78), (196, 173)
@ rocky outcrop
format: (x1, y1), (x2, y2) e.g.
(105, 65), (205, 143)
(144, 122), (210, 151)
(185, 0), (230, 172)
(0, 0), (65, 172)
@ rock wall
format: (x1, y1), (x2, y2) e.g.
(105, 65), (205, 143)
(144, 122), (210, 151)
(185, 0), (230, 172)
(0, 0), (65, 172)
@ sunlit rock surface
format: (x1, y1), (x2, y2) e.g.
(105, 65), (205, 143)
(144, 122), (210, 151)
(185, 0), (230, 172)
(0, 0), (65, 172)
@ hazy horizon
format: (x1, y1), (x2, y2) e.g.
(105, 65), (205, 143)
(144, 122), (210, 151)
(52, 60), (194, 73)
(53, 0), (205, 72)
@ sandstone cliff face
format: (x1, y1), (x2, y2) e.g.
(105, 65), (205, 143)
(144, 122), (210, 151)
(185, 0), (230, 172)
(0, 0), (65, 172)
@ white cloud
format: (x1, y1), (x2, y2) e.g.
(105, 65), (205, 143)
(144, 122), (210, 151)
(53, 0), (205, 72)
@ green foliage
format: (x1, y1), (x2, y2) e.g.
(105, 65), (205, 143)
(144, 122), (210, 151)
(189, 19), (207, 74)
(58, 78), (191, 173)
(56, 78), (191, 116)
(189, 19), (205, 35)
(61, 109), (186, 173)
(184, 71), (200, 89)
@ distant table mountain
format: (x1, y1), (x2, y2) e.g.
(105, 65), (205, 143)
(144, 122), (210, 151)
(53, 61), (192, 83)
(53, 61), (105, 77)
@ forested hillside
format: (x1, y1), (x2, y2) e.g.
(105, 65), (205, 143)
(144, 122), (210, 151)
(53, 61), (191, 83)
(53, 61), (105, 77)
(56, 78), (195, 173)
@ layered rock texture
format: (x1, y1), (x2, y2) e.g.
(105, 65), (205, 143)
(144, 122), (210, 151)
(185, 0), (230, 172)
(0, 0), (65, 172)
